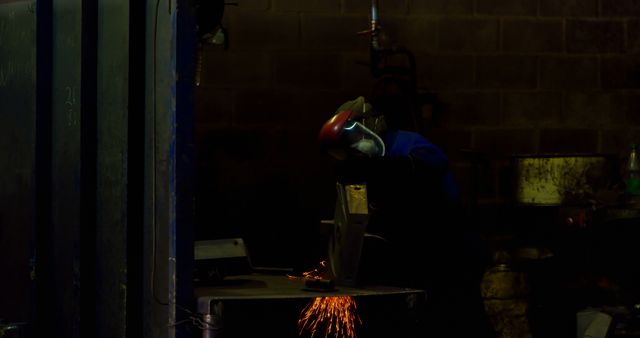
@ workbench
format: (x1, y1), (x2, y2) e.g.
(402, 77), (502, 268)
(194, 273), (426, 338)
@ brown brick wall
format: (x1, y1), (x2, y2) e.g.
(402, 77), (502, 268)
(438, 17), (500, 52)
(476, 0), (538, 16)
(502, 18), (563, 53)
(195, 0), (640, 233)
(539, 0), (598, 17)
(566, 19), (625, 53)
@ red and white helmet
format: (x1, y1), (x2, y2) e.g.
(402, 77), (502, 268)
(318, 108), (385, 160)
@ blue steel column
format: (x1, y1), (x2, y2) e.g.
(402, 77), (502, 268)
(143, 1), (195, 338)
(143, 0), (172, 336)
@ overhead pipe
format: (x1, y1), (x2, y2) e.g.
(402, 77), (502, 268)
(358, 0), (416, 83)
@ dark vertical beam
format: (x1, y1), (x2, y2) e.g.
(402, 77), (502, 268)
(35, 0), (54, 336)
(37, 1), (134, 337)
(0, 5), (36, 325)
(32, 0), (55, 337)
(127, 0), (146, 336)
(95, 0), (130, 337)
(0, 0), (37, 334)
(50, 1), (83, 337)
(80, 0), (98, 335)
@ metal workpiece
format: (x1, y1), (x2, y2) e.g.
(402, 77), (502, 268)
(512, 154), (614, 206)
(329, 183), (370, 287)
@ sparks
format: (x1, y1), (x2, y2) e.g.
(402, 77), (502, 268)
(293, 261), (362, 338)
(297, 296), (361, 338)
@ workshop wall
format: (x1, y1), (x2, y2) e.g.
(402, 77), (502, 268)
(195, 0), (640, 265)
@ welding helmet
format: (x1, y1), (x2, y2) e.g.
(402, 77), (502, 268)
(318, 105), (386, 160)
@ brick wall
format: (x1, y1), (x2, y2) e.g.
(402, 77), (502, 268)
(195, 0), (640, 259)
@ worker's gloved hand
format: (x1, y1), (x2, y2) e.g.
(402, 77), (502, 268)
(336, 149), (449, 182)
(335, 157), (379, 183)
(336, 151), (459, 208)
(335, 155), (416, 184)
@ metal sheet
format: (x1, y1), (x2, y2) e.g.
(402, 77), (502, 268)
(194, 274), (424, 306)
(513, 155), (610, 206)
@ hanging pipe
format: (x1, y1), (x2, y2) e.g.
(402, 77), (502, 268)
(370, 0), (380, 51)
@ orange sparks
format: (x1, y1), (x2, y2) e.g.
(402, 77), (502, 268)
(297, 296), (361, 338)
(293, 260), (362, 337)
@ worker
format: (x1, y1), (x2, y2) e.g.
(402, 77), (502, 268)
(318, 95), (494, 338)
